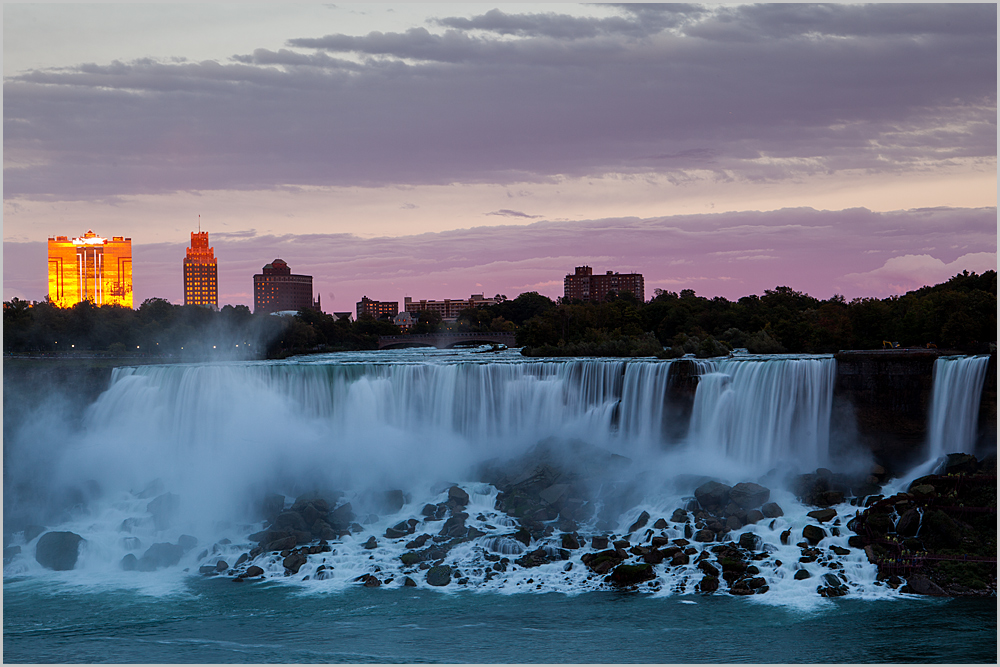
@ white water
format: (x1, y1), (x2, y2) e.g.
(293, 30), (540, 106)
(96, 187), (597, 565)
(1, 349), (981, 606)
(925, 355), (990, 460)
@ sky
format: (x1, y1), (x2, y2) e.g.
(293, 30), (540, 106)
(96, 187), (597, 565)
(3, 3), (997, 310)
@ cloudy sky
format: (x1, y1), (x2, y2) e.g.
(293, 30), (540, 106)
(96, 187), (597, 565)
(3, 3), (996, 309)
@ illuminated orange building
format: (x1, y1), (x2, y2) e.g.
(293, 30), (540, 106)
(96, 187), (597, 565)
(183, 231), (218, 307)
(47, 231), (133, 308)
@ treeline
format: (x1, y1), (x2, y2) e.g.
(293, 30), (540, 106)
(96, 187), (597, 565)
(4, 271), (995, 359)
(464, 270), (995, 357)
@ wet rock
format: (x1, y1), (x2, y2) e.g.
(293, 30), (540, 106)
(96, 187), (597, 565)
(729, 482), (770, 510)
(794, 569), (811, 580)
(802, 525), (826, 545)
(328, 502), (355, 530)
(609, 563), (655, 587)
(538, 483), (570, 506)
(235, 553), (249, 567)
(245, 565), (264, 578)
(895, 509), (921, 537)
(421, 503), (438, 517)
(669, 509), (688, 524)
(780, 529), (791, 545)
(403, 576), (417, 587)
(627, 511), (651, 533)
(693, 529), (716, 543)
(830, 545), (851, 556)
(806, 509), (837, 523)
(120, 553), (138, 571)
(363, 536), (378, 550)
(426, 565), (452, 586)
(694, 481), (732, 511)
(385, 521), (415, 539)
(744, 509), (764, 525)
(146, 493), (180, 531)
(847, 535), (865, 549)
(738, 532), (762, 552)
(561, 533), (580, 550)
(653, 518), (669, 530)
(903, 575), (948, 596)
(670, 551), (690, 566)
(725, 516), (743, 531)
(216, 560), (229, 571)
(137, 542), (185, 571)
(283, 552), (307, 574)
(909, 484), (936, 499)
(35, 531), (85, 571)
(698, 575), (719, 593)
(439, 513), (469, 538)
(448, 486), (470, 507)
(177, 534), (198, 551)
(761, 502), (784, 518)
(199, 564), (219, 575)
(273, 511), (308, 533)
(581, 550), (624, 574)
(942, 453), (978, 475)
(406, 534), (431, 549)
(357, 573), (381, 587)
(382, 490), (406, 513)
(591, 535), (609, 550)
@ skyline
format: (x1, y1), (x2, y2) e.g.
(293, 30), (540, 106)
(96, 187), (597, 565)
(3, 3), (996, 310)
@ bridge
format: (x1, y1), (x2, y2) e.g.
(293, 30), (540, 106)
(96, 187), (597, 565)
(377, 331), (517, 350)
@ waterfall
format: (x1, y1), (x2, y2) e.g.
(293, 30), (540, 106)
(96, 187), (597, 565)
(925, 355), (990, 460)
(688, 356), (835, 472)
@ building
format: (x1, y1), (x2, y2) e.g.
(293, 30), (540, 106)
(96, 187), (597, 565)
(356, 296), (399, 320)
(253, 259), (319, 314)
(564, 266), (644, 303)
(393, 311), (417, 331)
(403, 294), (497, 321)
(47, 230), (133, 308)
(183, 231), (218, 308)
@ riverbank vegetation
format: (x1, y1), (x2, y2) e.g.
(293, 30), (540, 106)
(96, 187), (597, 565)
(4, 271), (994, 358)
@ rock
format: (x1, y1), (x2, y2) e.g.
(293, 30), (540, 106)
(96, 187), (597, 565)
(761, 502), (784, 518)
(830, 545), (851, 556)
(745, 509), (764, 524)
(421, 503), (438, 517)
(670, 509), (688, 524)
(895, 509), (921, 537)
(729, 482), (770, 510)
(426, 565), (452, 586)
(847, 535), (865, 549)
(360, 573), (381, 587)
(652, 518), (668, 530)
(746, 576), (767, 590)
(328, 503), (354, 530)
(609, 563), (655, 587)
(591, 535), (609, 550)
(794, 569), (811, 580)
(627, 511), (651, 533)
(245, 565), (264, 577)
(670, 551), (690, 566)
(802, 525), (826, 545)
(403, 576), (417, 587)
(694, 481), (732, 510)
(177, 535), (198, 551)
(363, 536), (378, 549)
(780, 529), (791, 545)
(146, 493), (180, 530)
(806, 509), (837, 523)
(137, 542), (185, 571)
(439, 513), (468, 538)
(235, 553), (249, 567)
(385, 521), (413, 539)
(693, 529), (716, 543)
(283, 552), (308, 574)
(538, 484), (570, 506)
(120, 553), (138, 571)
(561, 533), (580, 550)
(942, 453), (978, 475)
(817, 491), (845, 507)
(383, 490), (406, 513)
(698, 575), (719, 593)
(447, 486), (470, 506)
(406, 534), (431, 549)
(725, 516), (743, 531)
(35, 532), (85, 571)
(273, 511), (308, 533)
(904, 575), (948, 596)
(909, 484), (936, 499)
(738, 532), (762, 552)
(216, 560), (229, 571)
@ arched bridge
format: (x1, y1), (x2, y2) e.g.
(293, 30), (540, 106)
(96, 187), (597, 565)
(377, 331), (517, 350)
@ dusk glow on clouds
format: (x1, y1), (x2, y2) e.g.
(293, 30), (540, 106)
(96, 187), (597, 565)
(3, 4), (996, 310)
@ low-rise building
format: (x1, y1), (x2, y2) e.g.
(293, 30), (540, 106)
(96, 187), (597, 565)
(357, 296), (399, 320)
(564, 266), (644, 303)
(403, 293), (497, 321)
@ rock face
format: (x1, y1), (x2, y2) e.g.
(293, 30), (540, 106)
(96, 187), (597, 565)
(728, 483), (770, 510)
(35, 532), (85, 571)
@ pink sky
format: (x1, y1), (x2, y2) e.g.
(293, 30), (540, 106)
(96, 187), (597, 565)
(3, 5), (996, 310)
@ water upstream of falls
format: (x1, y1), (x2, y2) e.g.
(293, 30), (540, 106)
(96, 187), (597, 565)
(1, 349), (988, 611)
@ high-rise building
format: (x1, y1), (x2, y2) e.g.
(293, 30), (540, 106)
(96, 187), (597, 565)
(183, 231), (218, 307)
(403, 294), (497, 321)
(253, 259), (319, 314)
(564, 266), (644, 303)
(47, 230), (133, 308)
(356, 296), (399, 320)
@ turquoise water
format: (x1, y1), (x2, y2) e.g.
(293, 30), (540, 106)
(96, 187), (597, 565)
(4, 578), (996, 663)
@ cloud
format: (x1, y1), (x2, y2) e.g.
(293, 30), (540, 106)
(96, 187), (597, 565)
(3, 4), (994, 200)
(485, 209), (542, 219)
(840, 252), (998, 294)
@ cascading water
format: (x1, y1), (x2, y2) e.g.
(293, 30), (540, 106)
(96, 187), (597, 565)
(925, 355), (990, 461)
(5, 349), (894, 608)
(688, 356), (835, 472)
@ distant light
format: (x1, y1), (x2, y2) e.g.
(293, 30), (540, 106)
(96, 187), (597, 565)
(71, 344), (75, 348)
(213, 345), (216, 349)
(136, 345), (140, 349)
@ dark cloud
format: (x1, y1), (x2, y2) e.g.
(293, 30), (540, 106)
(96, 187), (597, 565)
(3, 4), (995, 200)
(486, 209), (542, 219)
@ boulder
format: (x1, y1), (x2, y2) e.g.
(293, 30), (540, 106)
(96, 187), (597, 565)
(738, 532), (762, 552)
(146, 493), (180, 530)
(403, 576), (417, 587)
(591, 535), (609, 550)
(806, 509), (837, 523)
(780, 529), (791, 545)
(177, 534), (198, 551)
(725, 516), (743, 531)
(35, 531), (85, 571)
(694, 481), (732, 510)
(538, 484), (570, 506)
(609, 563), (655, 587)
(895, 509), (921, 538)
(245, 565), (264, 577)
(363, 536), (378, 550)
(942, 453), (978, 475)
(406, 534), (431, 549)
(794, 569), (811, 580)
(447, 486), (470, 507)
(670, 509), (688, 523)
(439, 513), (468, 538)
(328, 503), (354, 530)
(283, 552), (307, 574)
(802, 525), (826, 545)
(693, 529), (716, 543)
(383, 490), (406, 513)
(698, 575), (719, 593)
(761, 502), (784, 518)
(137, 542), (185, 571)
(561, 533), (580, 550)
(729, 483), (770, 510)
(745, 509), (764, 525)
(421, 503), (438, 517)
(909, 484), (936, 499)
(273, 511), (308, 533)
(120, 553), (138, 571)
(216, 560), (229, 571)
(904, 575), (948, 596)
(654, 518), (669, 529)
(627, 511), (651, 534)
(426, 565), (452, 586)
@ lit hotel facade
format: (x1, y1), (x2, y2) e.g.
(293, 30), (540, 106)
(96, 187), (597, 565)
(183, 231), (218, 307)
(47, 230), (133, 308)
